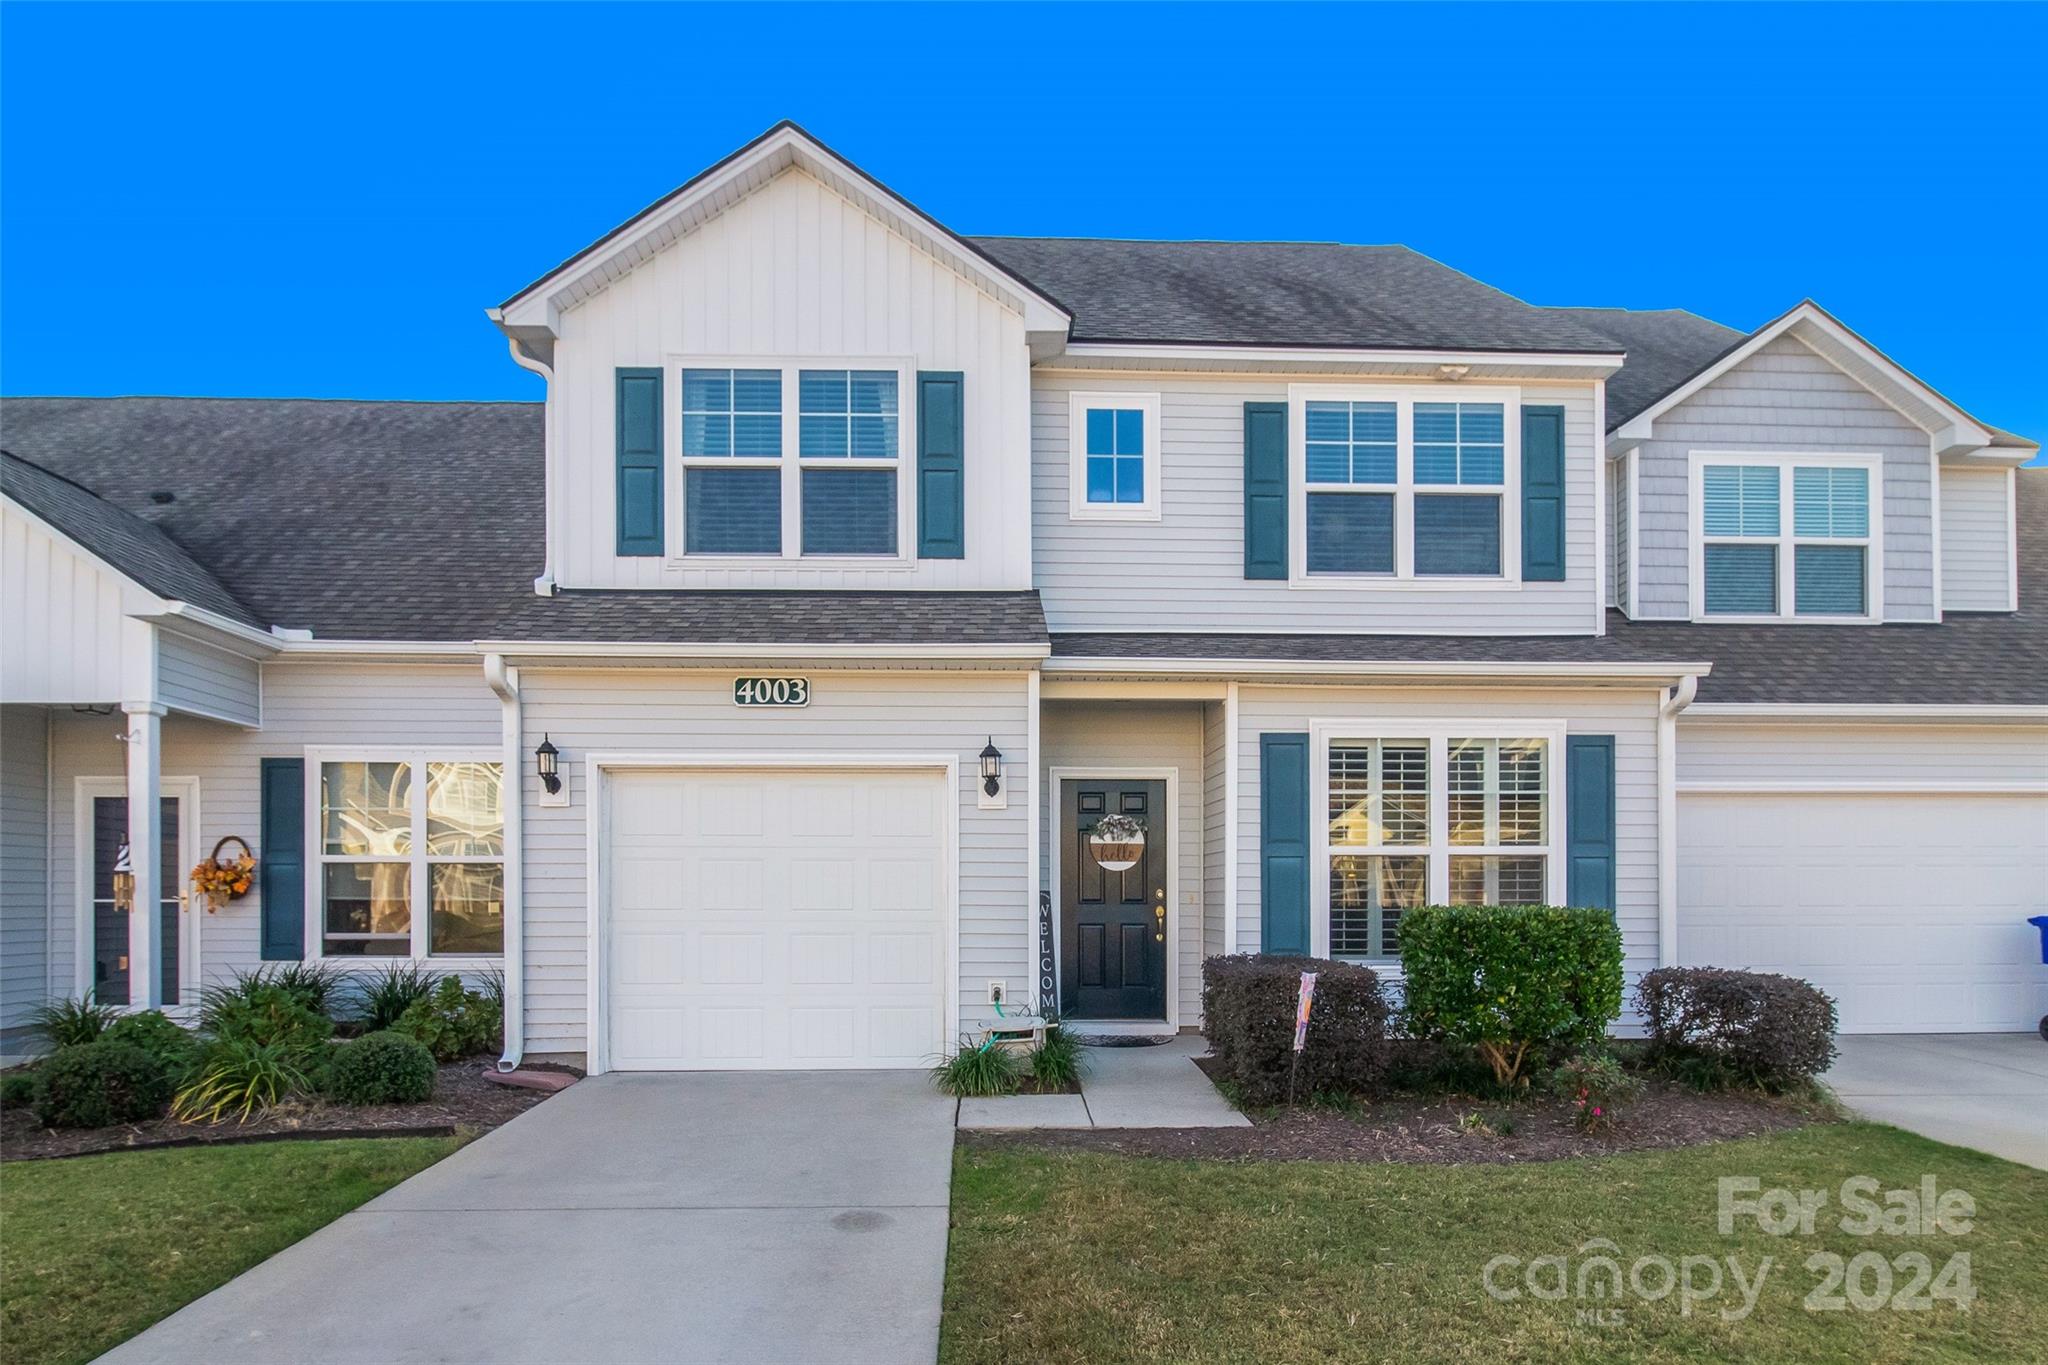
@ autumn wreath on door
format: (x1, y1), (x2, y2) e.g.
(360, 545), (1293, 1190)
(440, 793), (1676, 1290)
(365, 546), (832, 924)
(189, 836), (257, 913)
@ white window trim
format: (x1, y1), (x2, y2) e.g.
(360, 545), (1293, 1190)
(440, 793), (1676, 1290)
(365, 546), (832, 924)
(1287, 383), (1525, 590)
(303, 747), (506, 968)
(665, 355), (917, 569)
(1067, 391), (1162, 522)
(1307, 719), (1568, 967)
(1686, 450), (1884, 623)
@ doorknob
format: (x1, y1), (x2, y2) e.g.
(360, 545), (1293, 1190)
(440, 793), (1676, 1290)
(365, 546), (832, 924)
(1154, 905), (1165, 920)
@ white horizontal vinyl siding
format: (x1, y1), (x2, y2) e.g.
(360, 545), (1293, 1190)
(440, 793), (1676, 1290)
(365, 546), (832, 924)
(551, 167), (1033, 592)
(1633, 334), (1936, 620)
(1039, 700), (1208, 1025)
(1938, 465), (2016, 612)
(1031, 375), (1601, 633)
(1235, 686), (1664, 984)
(518, 669), (1031, 1059)
(44, 662), (501, 995)
(157, 632), (261, 727)
(1, 705), (51, 1044)
(1677, 722), (2048, 790)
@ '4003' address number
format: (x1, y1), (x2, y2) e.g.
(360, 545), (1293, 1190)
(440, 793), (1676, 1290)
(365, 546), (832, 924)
(734, 676), (810, 707)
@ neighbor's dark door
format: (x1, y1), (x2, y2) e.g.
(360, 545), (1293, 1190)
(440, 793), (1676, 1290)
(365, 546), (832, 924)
(1061, 779), (1167, 1020)
(92, 796), (181, 1006)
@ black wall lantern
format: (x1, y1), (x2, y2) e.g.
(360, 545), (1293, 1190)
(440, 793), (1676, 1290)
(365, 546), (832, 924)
(535, 734), (561, 796)
(979, 738), (1003, 798)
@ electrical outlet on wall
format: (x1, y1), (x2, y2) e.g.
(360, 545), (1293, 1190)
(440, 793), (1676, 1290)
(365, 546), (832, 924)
(987, 980), (1006, 1006)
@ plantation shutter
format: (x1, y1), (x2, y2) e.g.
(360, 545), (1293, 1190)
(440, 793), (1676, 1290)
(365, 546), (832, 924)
(1260, 733), (1311, 953)
(916, 370), (965, 559)
(1520, 404), (1566, 581)
(615, 367), (664, 557)
(1565, 735), (1616, 911)
(260, 757), (305, 960)
(1243, 402), (1289, 579)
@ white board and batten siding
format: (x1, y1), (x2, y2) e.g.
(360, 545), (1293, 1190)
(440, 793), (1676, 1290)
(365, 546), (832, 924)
(1232, 686), (1665, 981)
(549, 166), (1034, 592)
(517, 669), (1031, 1064)
(1938, 464), (2017, 612)
(1632, 334), (1937, 621)
(42, 662), (502, 995)
(1, 499), (154, 705)
(1, 705), (51, 1049)
(1032, 376), (1603, 633)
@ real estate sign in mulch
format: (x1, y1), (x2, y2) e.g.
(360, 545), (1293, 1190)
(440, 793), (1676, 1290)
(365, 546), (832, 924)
(0, 1062), (557, 1162)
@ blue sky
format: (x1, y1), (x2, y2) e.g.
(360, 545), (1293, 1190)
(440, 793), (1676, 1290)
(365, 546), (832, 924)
(3, 2), (2043, 447)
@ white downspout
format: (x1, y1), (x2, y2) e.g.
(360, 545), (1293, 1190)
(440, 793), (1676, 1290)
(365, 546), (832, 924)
(483, 653), (526, 1071)
(502, 335), (559, 597)
(1656, 674), (1700, 968)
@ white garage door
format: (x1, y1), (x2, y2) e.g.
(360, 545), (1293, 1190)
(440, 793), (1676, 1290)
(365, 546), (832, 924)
(1679, 793), (2048, 1032)
(604, 768), (949, 1070)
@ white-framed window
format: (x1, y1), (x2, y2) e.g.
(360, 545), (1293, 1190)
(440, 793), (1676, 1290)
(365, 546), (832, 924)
(1309, 720), (1567, 963)
(1067, 391), (1161, 521)
(306, 750), (505, 961)
(1289, 384), (1522, 586)
(672, 357), (913, 562)
(1687, 451), (1881, 622)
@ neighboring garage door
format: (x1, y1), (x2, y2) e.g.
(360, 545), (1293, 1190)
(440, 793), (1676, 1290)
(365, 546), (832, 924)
(1678, 793), (2048, 1032)
(604, 768), (949, 1070)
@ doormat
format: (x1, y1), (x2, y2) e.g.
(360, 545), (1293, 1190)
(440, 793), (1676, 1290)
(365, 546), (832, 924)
(1073, 1034), (1177, 1048)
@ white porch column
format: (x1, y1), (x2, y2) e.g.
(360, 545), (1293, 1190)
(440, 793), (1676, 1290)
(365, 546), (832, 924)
(123, 701), (165, 1007)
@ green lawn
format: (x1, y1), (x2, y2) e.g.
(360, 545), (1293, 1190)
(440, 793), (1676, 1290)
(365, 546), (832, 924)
(944, 1124), (2048, 1364)
(1, 1137), (460, 1365)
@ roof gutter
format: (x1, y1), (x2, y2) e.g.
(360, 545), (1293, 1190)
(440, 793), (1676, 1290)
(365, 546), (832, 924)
(472, 639), (1053, 662)
(482, 653), (525, 1073)
(1045, 656), (1712, 683)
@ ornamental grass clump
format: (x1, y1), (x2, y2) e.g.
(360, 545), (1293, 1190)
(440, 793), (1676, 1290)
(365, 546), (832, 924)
(30, 996), (119, 1049)
(933, 1041), (1020, 1098)
(1396, 905), (1624, 1089)
(1026, 1023), (1086, 1090)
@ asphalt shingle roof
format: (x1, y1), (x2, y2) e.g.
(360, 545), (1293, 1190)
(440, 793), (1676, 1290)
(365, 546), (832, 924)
(969, 238), (1623, 354)
(1539, 307), (1748, 426)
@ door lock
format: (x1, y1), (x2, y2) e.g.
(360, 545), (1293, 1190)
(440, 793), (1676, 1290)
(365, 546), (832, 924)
(1154, 904), (1165, 919)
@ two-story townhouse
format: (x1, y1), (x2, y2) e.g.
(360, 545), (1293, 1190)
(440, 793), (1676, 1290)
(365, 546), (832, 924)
(3, 122), (2042, 1071)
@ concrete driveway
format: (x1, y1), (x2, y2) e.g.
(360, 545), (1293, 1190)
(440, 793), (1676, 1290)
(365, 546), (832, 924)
(1825, 1033), (2048, 1170)
(100, 1071), (956, 1365)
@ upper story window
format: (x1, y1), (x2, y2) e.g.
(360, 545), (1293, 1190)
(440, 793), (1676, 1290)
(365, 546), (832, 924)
(1690, 452), (1878, 621)
(1291, 386), (1520, 585)
(1068, 392), (1161, 521)
(678, 360), (909, 561)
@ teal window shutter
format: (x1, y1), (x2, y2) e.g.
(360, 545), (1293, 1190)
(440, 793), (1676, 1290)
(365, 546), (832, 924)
(1260, 733), (1311, 954)
(1521, 404), (1566, 581)
(616, 368), (664, 556)
(1565, 735), (1616, 911)
(1244, 402), (1288, 579)
(260, 757), (305, 960)
(916, 371), (965, 559)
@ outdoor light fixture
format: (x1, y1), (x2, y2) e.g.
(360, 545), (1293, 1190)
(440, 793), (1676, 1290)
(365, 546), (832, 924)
(535, 734), (561, 796)
(979, 738), (1003, 798)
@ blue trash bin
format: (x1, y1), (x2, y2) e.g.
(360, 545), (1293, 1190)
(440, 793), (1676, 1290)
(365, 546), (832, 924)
(2031, 916), (2048, 966)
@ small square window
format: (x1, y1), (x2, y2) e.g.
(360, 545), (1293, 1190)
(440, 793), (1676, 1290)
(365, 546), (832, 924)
(1069, 393), (1160, 519)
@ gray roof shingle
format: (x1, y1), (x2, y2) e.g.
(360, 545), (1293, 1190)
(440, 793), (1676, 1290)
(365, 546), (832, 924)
(1538, 307), (1747, 426)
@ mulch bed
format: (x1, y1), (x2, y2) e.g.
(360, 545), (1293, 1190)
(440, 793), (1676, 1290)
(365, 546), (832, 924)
(0, 1060), (573, 1162)
(964, 1060), (1823, 1166)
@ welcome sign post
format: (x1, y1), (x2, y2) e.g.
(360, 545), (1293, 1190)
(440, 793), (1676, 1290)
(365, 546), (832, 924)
(1287, 971), (1318, 1109)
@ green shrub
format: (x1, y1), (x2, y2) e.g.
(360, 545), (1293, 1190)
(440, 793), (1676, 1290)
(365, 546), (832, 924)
(30, 996), (119, 1049)
(349, 962), (445, 1033)
(172, 1037), (314, 1124)
(260, 963), (344, 1017)
(325, 1031), (437, 1106)
(1397, 905), (1623, 1088)
(393, 977), (500, 1063)
(932, 1041), (1019, 1097)
(100, 1010), (200, 1081)
(1, 1070), (40, 1110)
(201, 982), (334, 1055)
(1546, 1052), (1644, 1131)
(1634, 966), (1838, 1090)
(1026, 1023), (1085, 1090)
(1202, 955), (1392, 1106)
(33, 1041), (175, 1128)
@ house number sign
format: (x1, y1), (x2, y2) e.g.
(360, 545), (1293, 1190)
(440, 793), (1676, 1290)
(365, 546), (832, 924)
(733, 676), (810, 707)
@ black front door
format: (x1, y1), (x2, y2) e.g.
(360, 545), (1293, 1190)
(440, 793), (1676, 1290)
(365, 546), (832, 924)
(92, 796), (181, 1006)
(1061, 779), (1167, 1020)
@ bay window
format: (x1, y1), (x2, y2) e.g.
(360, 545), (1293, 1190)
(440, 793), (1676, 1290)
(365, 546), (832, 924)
(1313, 723), (1566, 962)
(1692, 452), (1878, 620)
(312, 753), (504, 959)
(1292, 385), (1521, 583)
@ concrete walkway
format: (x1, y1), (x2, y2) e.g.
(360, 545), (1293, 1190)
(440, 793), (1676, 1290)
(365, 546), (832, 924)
(958, 1033), (1250, 1130)
(1824, 1033), (2048, 1171)
(100, 1071), (956, 1365)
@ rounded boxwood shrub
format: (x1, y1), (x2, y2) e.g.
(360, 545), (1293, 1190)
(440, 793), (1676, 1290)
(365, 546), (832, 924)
(1398, 904), (1624, 1087)
(101, 1010), (200, 1082)
(1201, 955), (1391, 1106)
(1634, 966), (1838, 1089)
(1, 1070), (38, 1110)
(33, 1040), (175, 1129)
(325, 1031), (437, 1106)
